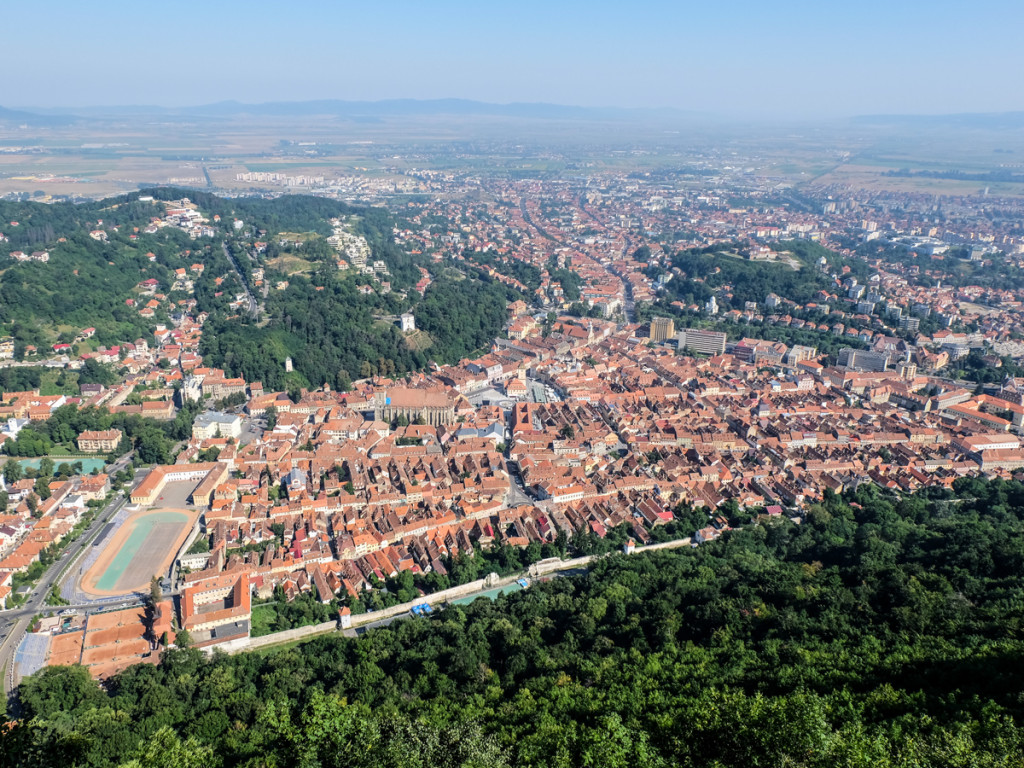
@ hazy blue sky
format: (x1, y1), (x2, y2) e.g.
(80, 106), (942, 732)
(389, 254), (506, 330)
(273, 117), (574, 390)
(5, 0), (1022, 117)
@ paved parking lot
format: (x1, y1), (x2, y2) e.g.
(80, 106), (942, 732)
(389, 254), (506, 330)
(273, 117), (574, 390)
(152, 479), (200, 509)
(239, 417), (263, 446)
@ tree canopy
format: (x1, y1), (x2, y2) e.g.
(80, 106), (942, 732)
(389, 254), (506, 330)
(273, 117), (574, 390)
(8, 478), (1024, 766)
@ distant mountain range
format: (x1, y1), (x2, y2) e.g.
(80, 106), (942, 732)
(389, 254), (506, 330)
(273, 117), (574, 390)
(3, 100), (1024, 129)
(5, 98), (697, 123)
(185, 98), (692, 121)
(0, 105), (78, 127)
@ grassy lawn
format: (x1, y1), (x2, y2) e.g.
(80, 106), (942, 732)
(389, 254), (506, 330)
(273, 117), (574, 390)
(251, 636), (321, 656)
(403, 330), (433, 352)
(250, 604), (278, 637)
(38, 369), (79, 396)
(276, 232), (322, 243)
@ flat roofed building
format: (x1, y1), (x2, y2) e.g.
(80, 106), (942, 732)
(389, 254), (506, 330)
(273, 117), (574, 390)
(192, 411), (242, 440)
(785, 345), (817, 365)
(838, 348), (889, 372)
(678, 329), (727, 356)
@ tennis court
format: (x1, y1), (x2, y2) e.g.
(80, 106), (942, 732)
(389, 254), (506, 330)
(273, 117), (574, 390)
(48, 630), (85, 666)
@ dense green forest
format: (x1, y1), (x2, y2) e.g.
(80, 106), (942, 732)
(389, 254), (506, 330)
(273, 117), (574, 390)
(465, 252), (543, 291)
(135, 189), (356, 236)
(140, 191), (521, 389)
(414, 276), (514, 361)
(0, 367), (49, 395)
(1, 229), (179, 349)
(0, 189), (384, 354)
(200, 274), (420, 391)
(7, 478), (1024, 767)
(0, 198), (167, 249)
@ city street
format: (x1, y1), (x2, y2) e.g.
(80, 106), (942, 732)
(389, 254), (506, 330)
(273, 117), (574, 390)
(504, 468), (534, 508)
(0, 489), (133, 700)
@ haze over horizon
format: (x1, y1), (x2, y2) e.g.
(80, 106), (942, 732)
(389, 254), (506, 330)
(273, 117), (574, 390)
(5, 0), (1022, 120)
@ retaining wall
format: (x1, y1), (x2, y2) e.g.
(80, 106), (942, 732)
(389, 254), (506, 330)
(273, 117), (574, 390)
(216, 575), (517, 655)
(213, 538), (692, 656)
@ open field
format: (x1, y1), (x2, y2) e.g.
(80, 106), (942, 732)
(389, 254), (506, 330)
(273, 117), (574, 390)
(37, 368), (80, 396)
(404, 329), (433, 352)
(3, 111), (1024, 201)
(81, 507), (198, 596)
(811, 163), (1024, 196)
(959, 302), (1002, 317)
(266, 254), (317, 275)
(0, 113), (841, 199)
(250, 603), (279, 637)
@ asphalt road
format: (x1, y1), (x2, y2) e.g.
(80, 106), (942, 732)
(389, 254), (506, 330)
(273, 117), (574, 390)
(617, 237), (636, 324)
(0, 489), (135, 701)
(222, 242), (258, 316)
(109, 451), (135, 472)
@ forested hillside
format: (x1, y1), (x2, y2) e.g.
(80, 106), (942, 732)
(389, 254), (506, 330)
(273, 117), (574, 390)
(0, 190), (521, 387)
(0, 192), (243, 351)
(651, 240), (858, 311)
(7, 478), (1024, 767)
(199, 276), (422, 392)
(197, 198), (519, 390)
(199, 272), (515, 392)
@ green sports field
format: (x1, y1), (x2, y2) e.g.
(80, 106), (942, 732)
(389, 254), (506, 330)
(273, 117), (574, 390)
(91, 510), (191, 593)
